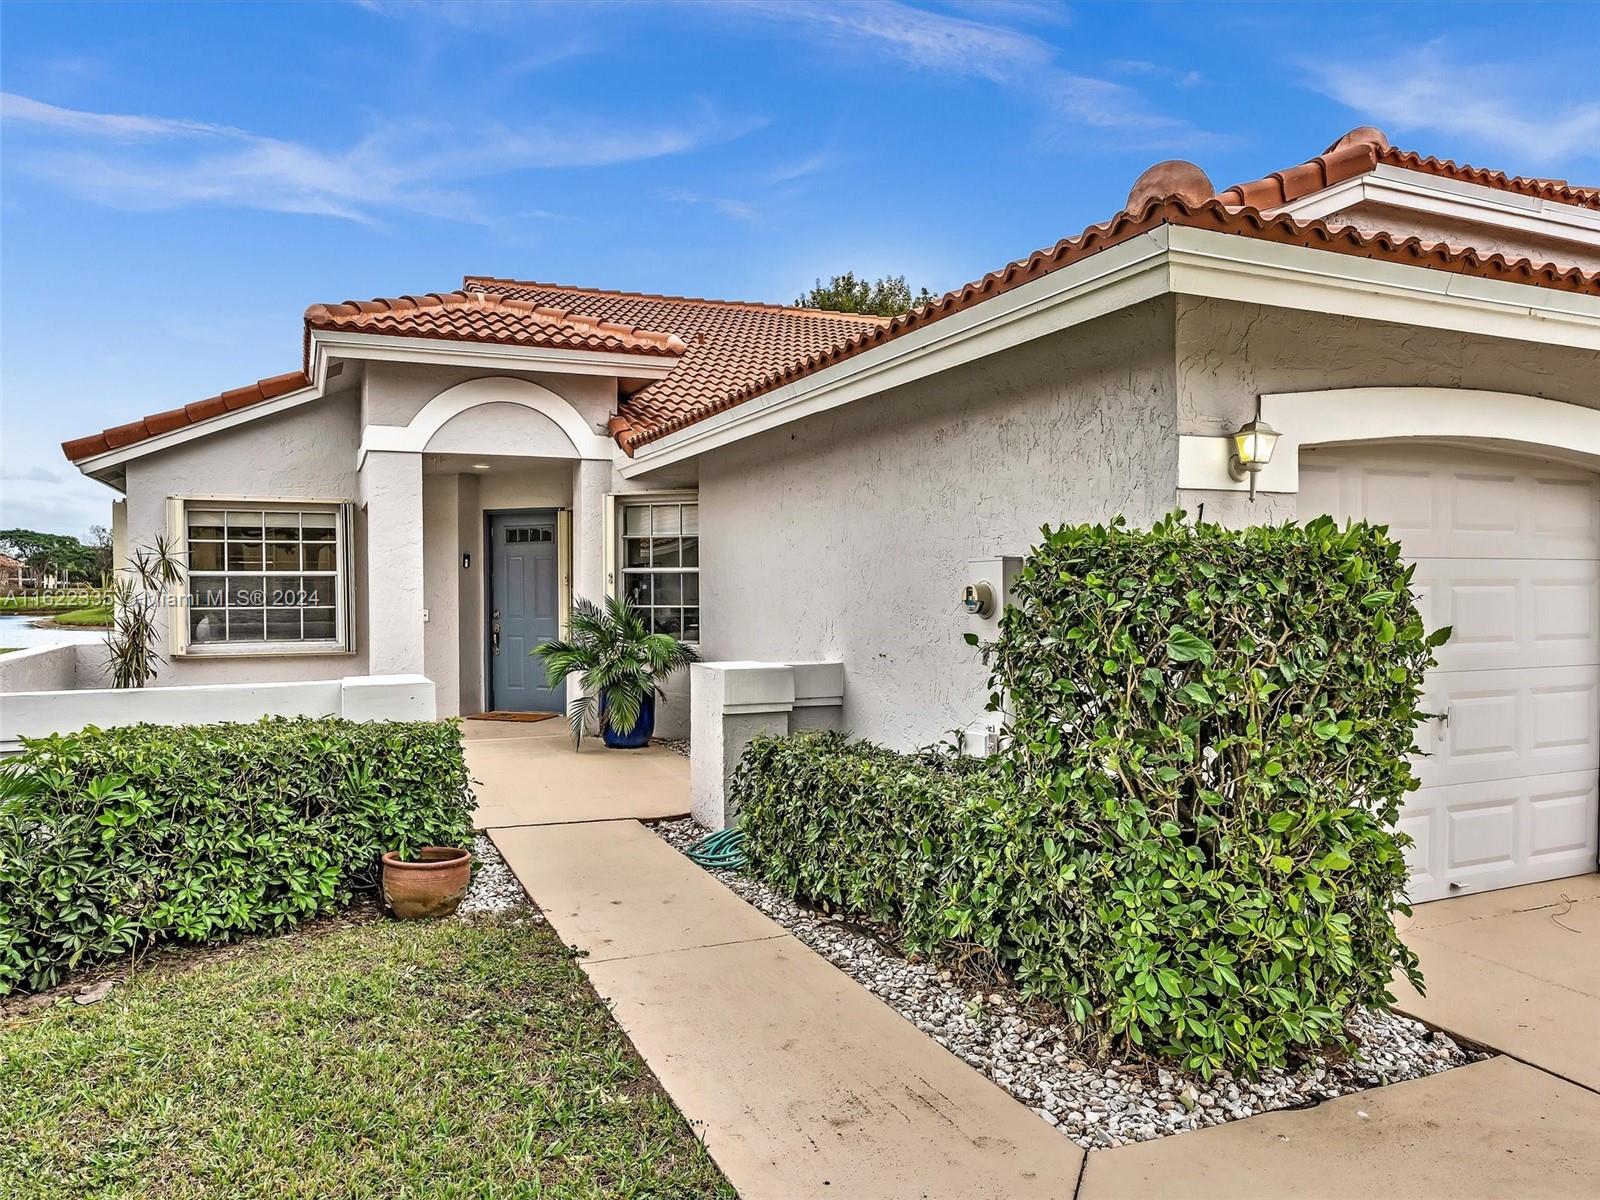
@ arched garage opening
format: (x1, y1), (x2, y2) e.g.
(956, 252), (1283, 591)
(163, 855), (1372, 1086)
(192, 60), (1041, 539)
(1290, 390), (1600, 902)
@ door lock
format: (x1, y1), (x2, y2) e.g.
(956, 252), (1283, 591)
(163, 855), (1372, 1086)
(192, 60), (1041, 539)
(492, 608), (501, 656)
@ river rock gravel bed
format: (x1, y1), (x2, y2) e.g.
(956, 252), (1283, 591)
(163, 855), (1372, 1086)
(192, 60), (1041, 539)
(654, 816), (1487, 1149)
(458, 834), (538, 917)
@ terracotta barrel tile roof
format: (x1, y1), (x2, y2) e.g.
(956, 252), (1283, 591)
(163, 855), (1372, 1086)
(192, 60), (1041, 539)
(1218, 127), (1600, 213)
(1216, 141), (1381, 209)
(62, 127), (1600, 470)
(302, 290), (690, 356)
(461, 277), (888, 450)
(62, 370), (310, 463)
(614, 193), (1600, 453)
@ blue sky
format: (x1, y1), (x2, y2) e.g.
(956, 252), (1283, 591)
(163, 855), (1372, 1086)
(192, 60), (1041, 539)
(3, 0), (1598, 538)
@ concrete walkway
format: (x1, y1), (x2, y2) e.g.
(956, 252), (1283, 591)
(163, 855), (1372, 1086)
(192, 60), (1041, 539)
(465, 717), (690, 828)
(1392, 875), (1600, 1091)
(491, 820), (1084, 1198)
(1080, 1055), (1599, 1200)
(472, 724), (1600, 1199)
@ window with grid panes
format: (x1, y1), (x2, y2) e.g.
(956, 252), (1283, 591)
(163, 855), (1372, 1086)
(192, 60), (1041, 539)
(619, 500), (698, 642)
(184, 506), (346, 648)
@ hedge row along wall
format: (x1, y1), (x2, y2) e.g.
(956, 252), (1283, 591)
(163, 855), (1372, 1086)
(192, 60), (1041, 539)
(0, 717), (473, 995)
(739, 514), (1446, 1075)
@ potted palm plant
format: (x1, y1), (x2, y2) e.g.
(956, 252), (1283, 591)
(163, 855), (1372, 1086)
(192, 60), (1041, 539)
(534, 595), (698, 748)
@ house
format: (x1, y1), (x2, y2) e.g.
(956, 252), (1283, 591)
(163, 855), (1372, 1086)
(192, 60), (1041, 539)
(63, 126), (1599, 902)
(0, 554), (26, 592)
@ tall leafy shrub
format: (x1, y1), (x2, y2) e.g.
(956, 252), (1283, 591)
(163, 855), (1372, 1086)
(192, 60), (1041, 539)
(985, 513), (1445, 1072)
(740, 514), (1446, 1075)
(0, 717), (472, 995)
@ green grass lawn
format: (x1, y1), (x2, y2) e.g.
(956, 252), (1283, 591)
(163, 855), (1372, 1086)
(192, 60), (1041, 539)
(51, 604), (112, 627)
(1, 913), (733, 1200)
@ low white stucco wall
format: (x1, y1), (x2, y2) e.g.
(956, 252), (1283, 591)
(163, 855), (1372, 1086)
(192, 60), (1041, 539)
(0, 643), (112, 693)
(1, 674), (435, 752)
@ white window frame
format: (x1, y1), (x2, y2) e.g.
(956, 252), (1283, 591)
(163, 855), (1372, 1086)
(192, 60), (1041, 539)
(168, 496), (355, 657)
(611, 492), (699, 647)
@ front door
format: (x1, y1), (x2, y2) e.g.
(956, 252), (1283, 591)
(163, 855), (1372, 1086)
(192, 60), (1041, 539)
(489, 512), (563, 712)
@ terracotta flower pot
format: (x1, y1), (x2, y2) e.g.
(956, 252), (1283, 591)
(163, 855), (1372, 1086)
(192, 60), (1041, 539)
(381, 846), (471, 920)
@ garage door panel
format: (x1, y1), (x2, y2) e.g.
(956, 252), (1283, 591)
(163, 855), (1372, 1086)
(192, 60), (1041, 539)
(1530, 780), (1600, 865)
(1404, 771), (1600, 901)
(1530, 474), (1600, 543)
(1415, 665), (1599, 788)
(1397, 807), (1438, 899)
(1302, 444), (1600, 560)
(1303, 444), (1600, 902)
(1413, 560), (1600, 672)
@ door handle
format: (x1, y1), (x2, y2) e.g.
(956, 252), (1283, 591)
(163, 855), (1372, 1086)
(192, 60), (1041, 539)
(492, 608), (501, 656)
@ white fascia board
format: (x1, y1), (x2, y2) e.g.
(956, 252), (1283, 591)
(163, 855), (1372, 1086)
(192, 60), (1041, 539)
(1278, 167), (1600, 248)
(72, 330), (676, 480)
(620, 229), (1175, 477)
(1165, 225), (1600, 349)
(71, 383), (323, 480)
(623, 224), (1600, 477)
(308, 330), (680, 380)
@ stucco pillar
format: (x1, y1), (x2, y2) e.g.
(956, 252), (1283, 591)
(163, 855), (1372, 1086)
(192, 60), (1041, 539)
(421, 474), (461, 717)
(690, 661), (844, 830)
(570, 458), (609, 607)
(359, 449), (426, 677)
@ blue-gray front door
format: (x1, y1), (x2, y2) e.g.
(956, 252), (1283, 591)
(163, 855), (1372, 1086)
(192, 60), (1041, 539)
(489, 512), (563, 712)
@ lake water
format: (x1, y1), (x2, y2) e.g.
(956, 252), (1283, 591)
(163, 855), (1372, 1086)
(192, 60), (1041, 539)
(0, 614), (108, 651)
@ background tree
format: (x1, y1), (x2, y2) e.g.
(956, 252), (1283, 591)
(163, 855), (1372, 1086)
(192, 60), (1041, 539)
(794, 272), (936, 317)
(88, 524), (114, 582)
(0, 529), (97, 583)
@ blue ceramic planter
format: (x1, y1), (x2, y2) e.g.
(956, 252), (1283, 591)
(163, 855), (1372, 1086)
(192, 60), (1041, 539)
(600, 693), (655, 749)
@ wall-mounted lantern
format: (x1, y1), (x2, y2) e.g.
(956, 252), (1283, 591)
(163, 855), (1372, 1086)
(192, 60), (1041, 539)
(1227, 397), (1280, 500)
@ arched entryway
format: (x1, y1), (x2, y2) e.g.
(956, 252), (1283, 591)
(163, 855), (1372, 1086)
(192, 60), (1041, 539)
(1299, 437), (1600, 902)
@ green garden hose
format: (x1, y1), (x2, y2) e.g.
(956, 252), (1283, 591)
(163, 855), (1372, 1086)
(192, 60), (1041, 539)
(687, 827), (747, 869)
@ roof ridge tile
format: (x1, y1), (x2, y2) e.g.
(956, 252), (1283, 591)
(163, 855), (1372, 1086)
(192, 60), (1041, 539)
(462, 274), (894, 323)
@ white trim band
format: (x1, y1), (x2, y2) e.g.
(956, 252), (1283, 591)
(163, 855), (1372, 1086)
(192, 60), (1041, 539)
(1178, 387), (1600, 493)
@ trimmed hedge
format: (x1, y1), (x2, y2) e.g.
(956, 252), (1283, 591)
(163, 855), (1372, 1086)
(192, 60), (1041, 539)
(0, 717), (473, 995)
(736, 734), (1006, 942)
(739, 514), (1445, 1075)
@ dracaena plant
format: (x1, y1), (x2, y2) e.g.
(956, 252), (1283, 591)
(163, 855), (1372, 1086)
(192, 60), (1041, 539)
(105, 535), (183, 688)
(534, 595), (698, 746)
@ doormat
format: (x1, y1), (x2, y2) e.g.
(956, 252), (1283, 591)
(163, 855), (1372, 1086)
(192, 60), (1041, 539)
(466, 711), (559, 723)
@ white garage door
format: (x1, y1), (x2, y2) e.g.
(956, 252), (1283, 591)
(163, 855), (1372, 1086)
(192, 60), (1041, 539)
(1299, 444), (1600, 902)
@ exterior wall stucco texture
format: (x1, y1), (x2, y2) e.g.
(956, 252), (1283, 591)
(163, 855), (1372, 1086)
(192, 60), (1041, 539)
(698, 299), (1179, 751)
(120, 391), (368, 686)
(1175, 297), (1600, 437)
(362, 361), (618, 433)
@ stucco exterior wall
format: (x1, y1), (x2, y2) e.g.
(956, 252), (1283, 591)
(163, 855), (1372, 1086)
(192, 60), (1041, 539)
(120, 392), (367, 686)
(697, 298), (1179, 750)
(422, 473), (462, 717)
(1173, 297), (1600, 524)
(1175, 297), (1600, 439)
(456, 473), (483, 715)
(425, 402), (578, 459)
(361, 362), (618, 434)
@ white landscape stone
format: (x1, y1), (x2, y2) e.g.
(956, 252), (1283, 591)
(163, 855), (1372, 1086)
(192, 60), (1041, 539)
(457, 834), (539, 917)
(654, 816), (1488, 1150)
